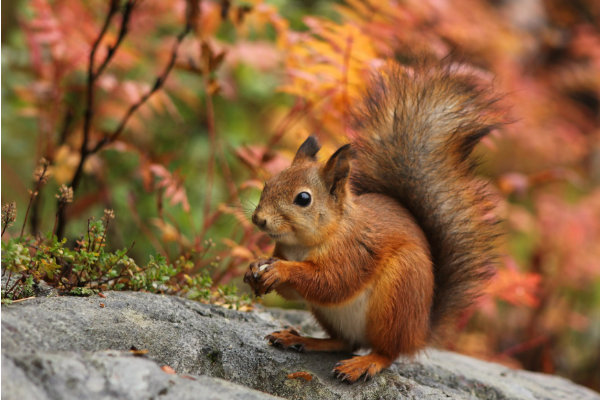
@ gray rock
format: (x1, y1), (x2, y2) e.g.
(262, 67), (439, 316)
(2, 291), (598, 400)
(2, 350), (279, 400)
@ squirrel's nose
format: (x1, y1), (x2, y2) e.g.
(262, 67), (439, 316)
(252, 213), (268, 228)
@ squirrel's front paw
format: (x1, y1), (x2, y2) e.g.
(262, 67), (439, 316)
(243, 257), (281, 297)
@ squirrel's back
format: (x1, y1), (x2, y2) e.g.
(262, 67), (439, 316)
(350, 59), (501, 338)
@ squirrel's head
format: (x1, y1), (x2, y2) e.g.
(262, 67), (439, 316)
(252, 136), (352, 247)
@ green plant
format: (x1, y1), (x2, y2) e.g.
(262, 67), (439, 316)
(1, 184), (251, 310)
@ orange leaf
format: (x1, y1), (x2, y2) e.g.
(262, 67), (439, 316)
(161, 365), (176, 375)
(287, 372), (313, 381)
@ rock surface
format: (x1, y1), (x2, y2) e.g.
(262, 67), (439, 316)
(2, 291), (599, 400)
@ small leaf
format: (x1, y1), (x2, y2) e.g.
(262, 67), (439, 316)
(161, 365), (176, 374)
(287, 372), (313, 381)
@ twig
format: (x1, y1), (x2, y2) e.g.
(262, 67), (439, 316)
(107, 240), (135, 272)
(96, 219), (110, 253)
(69, 0), (130, 196)
(57, 107), (74, 145)
(502, 335), (548, 357)
(89, 217), (112, 278)
(11, 296), (36, 304)
(267, 98), (304, 147)
(21, 196), (36, 240)
(93, 1), (138, 79)
(78, 241), (135, 288)
(55, 0), (122, 238)
(266, 91), (331, 148)
(4, 268), (30, 299)
(58, 11), (192, 237)
(217, 142), (238, 200)
(2, 270), (14, 299)
(87, 217), (94, 253)
(20, 163), (49, 240)
(29, 191), (43, 236)
(52, 204), (63, 239)
(91, 24), (192, 152)
(202, 74), (218, 234)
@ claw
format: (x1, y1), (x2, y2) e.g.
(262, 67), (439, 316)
(264, 280), (279, 294)
(259, 263), (270, 272)
(291, 343), (305, 352)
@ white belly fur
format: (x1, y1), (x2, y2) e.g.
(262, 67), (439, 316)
(310, 289), (372, 348)
(278, 244), (371, 347)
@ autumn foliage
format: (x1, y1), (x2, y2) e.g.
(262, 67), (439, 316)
(2, 0), (600, 391)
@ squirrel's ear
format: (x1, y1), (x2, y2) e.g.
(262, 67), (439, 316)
(293, 135), (321, 164)
(321, 144), (352, 199)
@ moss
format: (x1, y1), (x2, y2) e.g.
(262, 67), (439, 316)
(69, 288), (99, 297)
(207, 349), (221, 364)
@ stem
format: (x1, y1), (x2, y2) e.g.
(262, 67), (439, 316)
(4, 269), (29, 299)
(52, 203), (63, 239)
(502, 335), (548, 357)
(20, 197), (35, 241)
(96, 219), (110, 253)
(20, 163), (49, 241)
(79, 241), (135, 288)
(30, 190), (43, 236)
(202, 74), (217, 234)
(107, 240), (135, 271)
(57, 107), (74, 146)
(87, 217), (94, 253)
(2, 270), (13, 298)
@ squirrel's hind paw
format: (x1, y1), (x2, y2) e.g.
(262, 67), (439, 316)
(332, 353), (392, 383)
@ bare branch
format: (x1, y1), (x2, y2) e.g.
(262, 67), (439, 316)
(91, 24), (192, 152)
(57, 2), (191, 237)
(94, 0), (137, 79)
(73, 0), (132, 194)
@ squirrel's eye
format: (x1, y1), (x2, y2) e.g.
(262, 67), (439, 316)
(293, 192), (311, 207)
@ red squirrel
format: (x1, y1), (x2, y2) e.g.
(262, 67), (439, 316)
(243, 60), (500, 383)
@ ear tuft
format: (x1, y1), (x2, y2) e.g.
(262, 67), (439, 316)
(322, 144), (353, 199)
(293, 135), (321, 164)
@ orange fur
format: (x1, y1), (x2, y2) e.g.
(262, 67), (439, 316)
(265, 329), (350, 352)
(243, 59), (500, 383)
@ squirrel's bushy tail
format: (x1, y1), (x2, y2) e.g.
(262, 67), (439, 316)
(350, 59), (501, 338)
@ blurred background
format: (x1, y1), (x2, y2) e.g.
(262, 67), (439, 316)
(2, 0), (599, 391)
